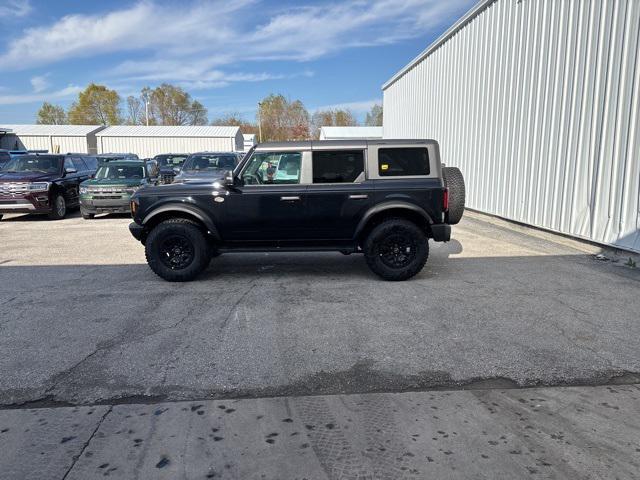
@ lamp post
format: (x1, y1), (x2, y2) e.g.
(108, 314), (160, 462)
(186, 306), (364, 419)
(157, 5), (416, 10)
(257, 102), (263, 143)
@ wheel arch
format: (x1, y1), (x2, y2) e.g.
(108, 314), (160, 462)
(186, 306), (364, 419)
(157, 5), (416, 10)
(354, 202), (433, 243)
(142, 204), (220, 240)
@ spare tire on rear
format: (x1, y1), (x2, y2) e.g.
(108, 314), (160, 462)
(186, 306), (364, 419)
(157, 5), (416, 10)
(442, 166), (465, 225)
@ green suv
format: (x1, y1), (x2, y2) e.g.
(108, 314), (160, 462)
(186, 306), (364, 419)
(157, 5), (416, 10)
(80, 160), (148, 219)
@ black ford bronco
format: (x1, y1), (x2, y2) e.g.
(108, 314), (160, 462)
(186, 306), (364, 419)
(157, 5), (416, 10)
(129, 140), (465, 282)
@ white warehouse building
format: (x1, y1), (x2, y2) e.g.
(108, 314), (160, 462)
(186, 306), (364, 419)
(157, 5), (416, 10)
(319, 126), (383, 140)
(95, 125), (244, 158)
(0, 124), (105, 154)
(383, 0), (640, 252)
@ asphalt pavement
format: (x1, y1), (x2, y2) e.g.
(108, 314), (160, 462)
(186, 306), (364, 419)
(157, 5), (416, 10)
(0, 209), (639, 478)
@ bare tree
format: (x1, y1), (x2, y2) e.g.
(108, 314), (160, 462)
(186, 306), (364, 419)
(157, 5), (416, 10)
(310, 108), (357, 138)
(126, 96), (143, 125)
(365, 104), (383, 126)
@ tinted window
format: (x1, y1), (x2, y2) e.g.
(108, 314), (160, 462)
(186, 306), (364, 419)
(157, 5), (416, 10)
(312, 150), (364, 183)
(64, 157), (75, 171)
(72, 157), (87, 171)
(83, 156), (98, 170)
(183, 154), (238, 171)
(154, 155), (187, 167)
(378, 148), (430, 176)
(96, 164), (145, 180)
(242, 152), (302, 185)
(0, 151), (10, 167)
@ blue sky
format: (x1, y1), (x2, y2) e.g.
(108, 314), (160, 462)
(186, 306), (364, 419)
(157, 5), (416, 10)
(0, 0), (475, 124)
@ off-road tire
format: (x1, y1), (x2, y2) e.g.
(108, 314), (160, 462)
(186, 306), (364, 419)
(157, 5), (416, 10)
(145, 218), (211, 282)
(47, 193), (67, 220)
(442, 166), (465, 225)
(364, 218), (429, 281)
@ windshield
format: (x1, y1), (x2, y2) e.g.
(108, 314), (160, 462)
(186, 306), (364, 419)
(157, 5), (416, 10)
(2, 155), (62, 174)
(155, 155), (187, 167)
(95, 164), (145, 180)
(183, 154), (238, 172)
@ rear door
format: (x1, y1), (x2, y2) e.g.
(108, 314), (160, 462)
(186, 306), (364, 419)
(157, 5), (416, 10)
(304, 149), (373, 240)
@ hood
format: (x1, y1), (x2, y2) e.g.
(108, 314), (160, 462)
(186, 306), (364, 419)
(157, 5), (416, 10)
(174, 169), (226, 184)
(82, 178), (143, 187)
(0, 171), (60, 183)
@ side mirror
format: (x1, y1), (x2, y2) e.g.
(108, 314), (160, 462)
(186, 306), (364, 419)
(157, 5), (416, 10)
(223, 170), (236, 187)
(146, 160), (159, 178)
(65, 167), (77, 174)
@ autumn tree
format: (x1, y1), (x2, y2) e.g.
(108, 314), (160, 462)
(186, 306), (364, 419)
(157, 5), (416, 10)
(146, 84), (208, 126)
(310, 108), (357, 138)
(211, 112), (258, 135)
(365, 104), (383, 126)
(257, 94), (310, 141)
(68, 83), (122, 125)
(36, 102), (67, 124)
(126, 96), (143, 125)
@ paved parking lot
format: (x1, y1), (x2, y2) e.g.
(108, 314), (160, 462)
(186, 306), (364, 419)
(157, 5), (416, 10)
(1, 210), (639, 407)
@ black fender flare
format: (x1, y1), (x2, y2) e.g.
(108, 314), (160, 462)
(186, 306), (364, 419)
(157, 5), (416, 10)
(353, 201), (434, 240)
(142, 203), (221, 240)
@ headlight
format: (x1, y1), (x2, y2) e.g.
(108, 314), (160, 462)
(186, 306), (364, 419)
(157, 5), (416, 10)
(28, 182), (50, 192)
(79, 187), (89, 194)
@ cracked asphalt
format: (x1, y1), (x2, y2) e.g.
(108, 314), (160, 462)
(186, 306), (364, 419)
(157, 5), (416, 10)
(0, 210), (639, 407)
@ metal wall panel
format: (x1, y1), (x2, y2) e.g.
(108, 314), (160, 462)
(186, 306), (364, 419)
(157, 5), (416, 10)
(97, 136), (237, 158)
(383, 0), (640, 252)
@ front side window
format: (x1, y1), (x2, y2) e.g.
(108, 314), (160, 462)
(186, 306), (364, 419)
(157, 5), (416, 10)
(64, 157), (75, 171)
(241, 151), (302, 185)
(378, 148), (430, 177)
(183, 154), (238, 172)
(312, 150), (364, 183)
(72, 157), (87, 171)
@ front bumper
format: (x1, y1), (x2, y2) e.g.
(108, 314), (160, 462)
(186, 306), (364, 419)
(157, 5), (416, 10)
(129, 222), (145, 242)
(80, 195), (132, 214)
(431, 223), (451, 242)
(0, 194), (51, 214)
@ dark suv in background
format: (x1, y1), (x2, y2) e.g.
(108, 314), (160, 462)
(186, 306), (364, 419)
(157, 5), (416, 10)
(0, 154), (96, 220)
(130, 140), (465, 282)
(151, 154), (188, 184)
(173, 152), (243, 184)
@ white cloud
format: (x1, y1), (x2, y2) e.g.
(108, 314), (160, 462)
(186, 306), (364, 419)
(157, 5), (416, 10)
(0, 0), (31, 18)
(0, 0), (474, 78)
(0, 85), (81, 105)
(30, 74), (50, 93)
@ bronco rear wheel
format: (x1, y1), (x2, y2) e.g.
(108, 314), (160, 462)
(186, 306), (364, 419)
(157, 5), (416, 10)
(145, 218), (211, 282)
(364, 218), (429, 281)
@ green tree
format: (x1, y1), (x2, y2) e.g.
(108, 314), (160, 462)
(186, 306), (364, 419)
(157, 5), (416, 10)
(365, 104), (383, 126)
(311, 108), (357, 138)
(36, 102), (67, 124)
(68, 83), (122, 125)
(257, 94), (310, 141)
(211, 112), (258, 135)
(146, 84), (208, 126)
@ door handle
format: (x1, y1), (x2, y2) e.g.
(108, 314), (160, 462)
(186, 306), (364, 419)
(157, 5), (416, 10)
(280, 196), (300, 201)
(348, 194), (368, 199)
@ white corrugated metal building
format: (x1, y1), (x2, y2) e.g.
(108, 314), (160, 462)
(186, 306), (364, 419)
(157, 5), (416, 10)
(383, 0), (640, 253)
(319, 126), (383, 140)
(95, 126), (244, 158)
(0, 124), (105, 153)
(243, 133), (257, 151)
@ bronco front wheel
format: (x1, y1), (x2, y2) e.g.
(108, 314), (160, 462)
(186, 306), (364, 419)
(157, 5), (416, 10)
(145, 218), (211, 282)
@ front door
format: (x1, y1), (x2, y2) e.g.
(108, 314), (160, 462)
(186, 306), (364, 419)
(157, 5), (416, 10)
(221, 150), (309, 242)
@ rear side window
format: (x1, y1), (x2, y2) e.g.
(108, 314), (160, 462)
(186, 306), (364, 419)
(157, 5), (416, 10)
(312, 150), (364, 183)
(378, 148), (430, 176)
